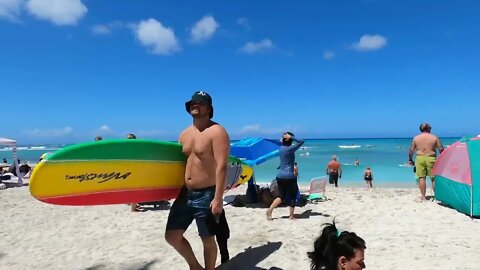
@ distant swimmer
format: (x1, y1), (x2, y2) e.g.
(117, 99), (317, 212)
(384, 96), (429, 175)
(353, 158), (360, 166)
(409, 123), (444, 201)
(95, 136), (103, 141)
(326, 155), (342, 187)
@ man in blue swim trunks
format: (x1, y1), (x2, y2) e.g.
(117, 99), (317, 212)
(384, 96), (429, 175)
(165, 91), (230, 270)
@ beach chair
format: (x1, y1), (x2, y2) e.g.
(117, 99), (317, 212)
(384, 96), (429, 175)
(307, 176), (327, 202)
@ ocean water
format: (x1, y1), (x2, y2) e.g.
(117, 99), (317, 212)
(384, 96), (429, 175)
(0, 138), (460, 187)
(252, 138), (460, 187)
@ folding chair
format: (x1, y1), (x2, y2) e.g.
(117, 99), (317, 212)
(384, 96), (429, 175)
(307, 176), (328, 202)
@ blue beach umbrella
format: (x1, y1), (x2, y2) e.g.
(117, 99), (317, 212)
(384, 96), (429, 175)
(230, 138), (282, 166)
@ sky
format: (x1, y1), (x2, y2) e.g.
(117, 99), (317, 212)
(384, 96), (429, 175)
(0, 0), (479, 144)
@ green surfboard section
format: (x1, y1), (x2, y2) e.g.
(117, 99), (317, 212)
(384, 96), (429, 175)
(46, 140), (186, 162)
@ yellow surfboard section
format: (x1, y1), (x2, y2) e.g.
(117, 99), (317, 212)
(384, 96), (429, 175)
(238, 164), (253, 185)
(30, 160), (185, 198)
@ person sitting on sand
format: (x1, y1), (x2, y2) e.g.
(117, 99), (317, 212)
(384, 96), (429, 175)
(326, 156), (342, 187)
(308, 222), (366, 270)
(266, 132), (304, 220)
(408, 123), (444, 201)
(2, 158), (7, 163)
(363, 167), (373, 188)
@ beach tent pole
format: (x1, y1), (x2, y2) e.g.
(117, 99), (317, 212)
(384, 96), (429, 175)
(469, 141), (474, 217)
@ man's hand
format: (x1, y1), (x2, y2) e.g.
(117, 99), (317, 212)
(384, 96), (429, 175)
(210, 197), (223, 215)
(409, 160), (415, 166)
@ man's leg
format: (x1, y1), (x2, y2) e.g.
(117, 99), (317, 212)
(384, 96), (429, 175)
(201, 236), (217, 270)
(418, 177), (427, 200)
(165, 230), (203, 270)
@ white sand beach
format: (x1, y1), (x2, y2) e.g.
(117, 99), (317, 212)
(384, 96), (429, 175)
(1, 185), (480, 270)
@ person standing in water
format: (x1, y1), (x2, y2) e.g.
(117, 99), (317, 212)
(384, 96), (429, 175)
(266, 132), (304, 220)
(363, 167), (373, 188)
(326, 156), (342, 187)
(165, 91), (230, 269)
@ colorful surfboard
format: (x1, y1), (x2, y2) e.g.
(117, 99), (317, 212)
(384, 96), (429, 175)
(30, 139), (253, 206)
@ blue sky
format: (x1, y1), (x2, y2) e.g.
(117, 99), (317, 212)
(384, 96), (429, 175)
(1, 0), (479, 144)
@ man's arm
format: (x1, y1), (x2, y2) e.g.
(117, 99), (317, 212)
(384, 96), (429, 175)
(436, 137), (444, 154)
(408, 139), (416, 164)
(211, 125), (230, 215)
(338, 164), (342, 178)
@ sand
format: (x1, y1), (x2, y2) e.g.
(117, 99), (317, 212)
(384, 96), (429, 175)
(1, 184), (480, 270)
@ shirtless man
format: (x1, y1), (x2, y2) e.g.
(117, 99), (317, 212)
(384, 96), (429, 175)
(165, 91), (229, 270)
(409, 123), (444, 201)
(326, 155), (342, 187)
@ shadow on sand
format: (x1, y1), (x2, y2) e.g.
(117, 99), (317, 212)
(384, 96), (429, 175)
(218, 241), (283, 270)
(435, 200), (480, 220)
(84, 260), (159, 270)
(279, 209), (330, 220)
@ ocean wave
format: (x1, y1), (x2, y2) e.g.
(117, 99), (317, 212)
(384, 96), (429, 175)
(338, 145), (361, 149)
(0, 146), (60, 152)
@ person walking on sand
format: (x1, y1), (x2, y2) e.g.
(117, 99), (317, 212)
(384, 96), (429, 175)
(266, 132), (304, 220)
(326, 156), (342, 187)
(363, 167), (373, 188)
(165, 91), (230, 270)
(409, 123), (444, 201)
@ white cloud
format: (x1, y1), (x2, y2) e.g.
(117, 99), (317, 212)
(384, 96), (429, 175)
(237, 17), (249, 29)
(26, 0), (87, 26)
(240, 39), (275, 54)
(92, 21), (123, 35)
(130, 129), (165, 137)
(0, 0), (24, 22)
(238, 124), (291, 135)
(133, 18), (180, 55)
(323, 50), (335, 60)
(99, 125), (111, 132)
(239, 125), (261, 133)
(351, 34), (387, 51)
(190, 15), (219, 43)
(92, 24), (110, 35)
(24, 126), (73, 137)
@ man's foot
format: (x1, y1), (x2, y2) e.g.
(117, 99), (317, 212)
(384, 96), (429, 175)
(415, 197), (427, 203)
(266, 209), (273, 221)
(289, 215), (296, 220)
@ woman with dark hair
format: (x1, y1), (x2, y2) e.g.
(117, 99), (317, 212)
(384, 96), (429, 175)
(308, 222), (366, 270)
(266, 132), (304, 220)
